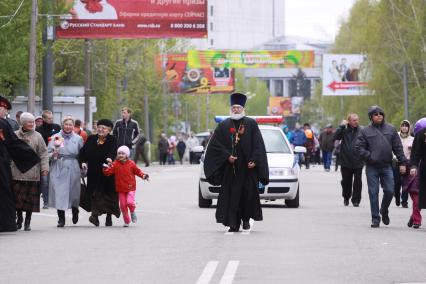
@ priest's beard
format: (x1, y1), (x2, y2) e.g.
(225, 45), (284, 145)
(230, 110), (246, 120)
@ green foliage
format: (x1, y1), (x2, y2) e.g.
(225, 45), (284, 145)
(304, 0), (426, 127)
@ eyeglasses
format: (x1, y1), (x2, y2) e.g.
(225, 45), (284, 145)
(373, 112), (384, 116)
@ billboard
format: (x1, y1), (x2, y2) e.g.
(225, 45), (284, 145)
(269, 96), (304, 116)
(269, 97), (292, 116)
(322, 54), (371, 96)
(157, 54), (235, 94)
(187, 50), (315, 69)
(57, 0), (207, 39)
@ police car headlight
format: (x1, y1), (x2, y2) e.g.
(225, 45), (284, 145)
(269, 167), (294, 176)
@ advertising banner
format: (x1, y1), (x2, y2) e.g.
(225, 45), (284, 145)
(268, 96), (304, 116)
(269, 97), (292, 116)
(57, 0), (207, 39)
(322, 54), (371, 96)
(187, 50), (315, 69)
(157, 54), (235, 94)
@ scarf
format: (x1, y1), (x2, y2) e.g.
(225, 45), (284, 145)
(81, 0), (103, 13)
(61, 130), (73, 140)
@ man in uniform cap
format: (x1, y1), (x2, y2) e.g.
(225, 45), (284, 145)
(203, 92), (269, 232)
(0, 96), (19, 130)
(0, 96), (40, 232)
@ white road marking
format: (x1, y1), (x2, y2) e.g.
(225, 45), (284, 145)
(196, 261), (219, 284)
(219, 261), (239, 284)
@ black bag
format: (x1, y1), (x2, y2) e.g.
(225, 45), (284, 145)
(79, 178), (92, 212)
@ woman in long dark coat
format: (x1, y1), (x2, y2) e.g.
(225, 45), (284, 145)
(410, 124), (426, 210)
(79, 119), (120, 226)
(0, 97), (40, 232)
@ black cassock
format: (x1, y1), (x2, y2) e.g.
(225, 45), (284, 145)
(79, 134), (120, 217)
(410, 128), (426, 209)
(204, 117), (269, 228)
(0, 119), (40, 232)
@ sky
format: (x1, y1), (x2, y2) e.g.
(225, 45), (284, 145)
(285, 0), (356, 41)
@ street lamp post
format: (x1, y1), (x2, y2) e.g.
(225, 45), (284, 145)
(28, 0), (38, 113)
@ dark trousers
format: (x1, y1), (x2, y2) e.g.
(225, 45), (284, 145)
(341, 166), (363, 204)
(134, 145), (149, 166)
(40, 175), (49, 205)
(159, 153), (167, 165)
(392, 164), (409, 205)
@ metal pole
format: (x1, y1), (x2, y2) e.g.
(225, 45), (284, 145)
(142, 42), (150, 142)
(84, 39), (91, 124)
(272, 0), (275, 38)
(42, 10), (54, 112)
(160, 40), (168, 134)
(28, 0), (38, 113)
(403, 64), (409, 120)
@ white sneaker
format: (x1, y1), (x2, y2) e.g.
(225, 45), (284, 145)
(131, 212), (137, 223)
(123, 223), (129, 227)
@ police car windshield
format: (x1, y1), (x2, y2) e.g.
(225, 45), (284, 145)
(260, 129), (291, 154)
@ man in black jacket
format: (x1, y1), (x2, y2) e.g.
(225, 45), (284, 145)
(36, 110), (61, 145)
(36, 110), (61, 208)
(334, 114), (364, 207)
(113, 107), (140, 159)
(355, 106), (407, 228)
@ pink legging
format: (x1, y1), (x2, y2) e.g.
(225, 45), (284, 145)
(119, 191), (136, 224)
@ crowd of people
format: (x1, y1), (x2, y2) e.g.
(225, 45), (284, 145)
(0, 99), (150, 232)
(2, 90), (426, 233)
(284, 106), (426, 229)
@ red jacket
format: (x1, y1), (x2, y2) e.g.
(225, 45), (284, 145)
(103, 159), (145, 193)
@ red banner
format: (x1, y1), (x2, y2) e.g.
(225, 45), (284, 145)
(157, 54), (235, 94)
(57, 0), (207, 39)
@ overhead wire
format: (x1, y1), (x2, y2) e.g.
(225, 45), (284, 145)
(0, 0), (26, 29)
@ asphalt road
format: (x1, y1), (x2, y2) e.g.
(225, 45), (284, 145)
(1, 164), (426, 284)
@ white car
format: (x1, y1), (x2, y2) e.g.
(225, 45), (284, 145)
(198, 118), (306, 208)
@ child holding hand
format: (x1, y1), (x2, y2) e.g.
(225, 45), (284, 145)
(103, 146), (149, 227)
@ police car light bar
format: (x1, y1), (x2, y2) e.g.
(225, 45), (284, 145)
(214, 116), (283, 124)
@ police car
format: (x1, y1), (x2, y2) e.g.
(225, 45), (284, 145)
(198, 116), (306, 208)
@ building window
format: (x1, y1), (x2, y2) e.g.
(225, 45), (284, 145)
(210, 5), (213, 16)
(210, 22), (213, 31)
(274, 80), (283, 97)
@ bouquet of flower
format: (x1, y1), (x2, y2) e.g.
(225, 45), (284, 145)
(52, 136), (64, 160)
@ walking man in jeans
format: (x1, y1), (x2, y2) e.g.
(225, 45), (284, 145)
(333, 114), (364, 207)
(355, 106), (407, 227)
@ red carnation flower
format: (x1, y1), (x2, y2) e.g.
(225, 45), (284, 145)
(230, 127), (236, 133)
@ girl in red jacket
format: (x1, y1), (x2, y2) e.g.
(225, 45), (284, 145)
(103, 146), (149, 227)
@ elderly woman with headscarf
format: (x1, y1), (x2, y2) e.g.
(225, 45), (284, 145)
(11, 113), (49, 231)
(48, 116), (84, 227)
(79, 119), (120, 227)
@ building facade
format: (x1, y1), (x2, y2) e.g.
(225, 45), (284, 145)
(191, 0), (285, 50)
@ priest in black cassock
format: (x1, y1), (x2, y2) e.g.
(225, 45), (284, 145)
(0, 96), (40, 233)
(204, 92), (269, 232)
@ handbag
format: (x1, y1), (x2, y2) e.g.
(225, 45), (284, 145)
(79, 177), (92, 212)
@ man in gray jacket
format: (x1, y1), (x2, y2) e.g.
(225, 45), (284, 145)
(355, 106), (407, 228)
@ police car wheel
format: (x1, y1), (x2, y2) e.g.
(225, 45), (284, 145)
(285, 186), (299, 208)
(199, 183), (212, 208)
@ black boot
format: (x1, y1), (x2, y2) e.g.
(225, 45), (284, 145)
(89, 214), (99, 227)
(242, 220), (250, 230)
(16, 210), (23, 230)
(105, 214), (112, 227)
(24, 212), (32, 231)
(57, 210), (65, 227)
(72, 207), (79, 224)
